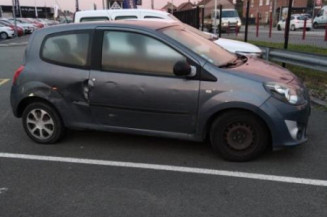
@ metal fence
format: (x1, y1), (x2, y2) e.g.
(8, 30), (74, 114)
(260, 47), (327, 72)
(173, 7), (201, 29)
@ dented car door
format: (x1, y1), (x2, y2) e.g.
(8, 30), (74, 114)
(88, 29), (200, 134)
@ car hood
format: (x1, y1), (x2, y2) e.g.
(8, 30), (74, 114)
(214, 38), (262, 55)
(227, 57), (298, 84)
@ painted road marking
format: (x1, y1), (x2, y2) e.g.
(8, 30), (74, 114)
(1, 152), (327, 187)
(0, 79), (10, 86)
(0, 42), (28, 47)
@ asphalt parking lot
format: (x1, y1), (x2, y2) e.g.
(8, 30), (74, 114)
(0, 37), (327, 217)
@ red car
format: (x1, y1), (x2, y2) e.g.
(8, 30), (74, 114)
(0, 20), (24, 36)
(24, 18), (44, 29)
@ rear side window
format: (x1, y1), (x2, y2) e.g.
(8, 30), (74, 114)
(144, 16), (163, 19)
(41, 33), (90, 67)
(114, 16), (138, 20)
(80, 17), (109, 22)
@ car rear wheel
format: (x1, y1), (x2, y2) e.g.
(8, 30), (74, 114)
(0, 32), (8, 40)
(291, 25), (296, 31)
(277, 25), (281, 31)
(22, 102), (65, 144)
(210, 111), (269, 161)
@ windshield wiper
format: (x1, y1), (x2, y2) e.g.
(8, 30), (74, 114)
(219, 55), (248, 68)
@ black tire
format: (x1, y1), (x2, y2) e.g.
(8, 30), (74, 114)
(0, 32), (8, 40)
(313, 22), (318, 29)
(22, 102), (65, 144)
(291, 25), (296, 31)
(210, 110), (269, 161)
(277, 25), (281, 31)
(306, 28), (311, 31)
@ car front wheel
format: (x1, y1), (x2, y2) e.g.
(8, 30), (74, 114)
(22, 102), (65, 144)
(313, 22), (318, 29)
(210, 110), (269, 161)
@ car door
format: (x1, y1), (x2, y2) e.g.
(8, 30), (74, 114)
(88, 29), (200, 134)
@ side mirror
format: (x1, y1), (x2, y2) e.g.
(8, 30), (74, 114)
(173, 61), (196, 77)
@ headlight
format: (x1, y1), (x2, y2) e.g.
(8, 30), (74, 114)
(264, 82), (306, 105)
(222, 22), (228, 26)
(237, 21), (242, 26)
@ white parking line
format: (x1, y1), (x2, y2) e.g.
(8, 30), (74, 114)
(1, 152), (327, 187)
(0, 79), (10, 86)
(0, 42), (28, 47)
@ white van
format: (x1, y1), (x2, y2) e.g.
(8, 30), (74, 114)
(204, 9), (242, 32)
(74, 9), (178, 23)
(313, 6), (327, 28)
(74, 9), (262, 57)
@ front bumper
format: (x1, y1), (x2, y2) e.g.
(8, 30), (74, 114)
(259, 96), (311, 149)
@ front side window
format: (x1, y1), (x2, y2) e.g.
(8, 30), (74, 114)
(101, 31), (186, 76)
(41, 33), (89, 67)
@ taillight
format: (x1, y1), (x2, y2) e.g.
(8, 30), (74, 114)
(13, 65), (24, 84)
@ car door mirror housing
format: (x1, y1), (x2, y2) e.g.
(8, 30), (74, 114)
(173, 61), (196, 77)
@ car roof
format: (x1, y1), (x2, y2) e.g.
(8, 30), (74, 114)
(40, 19), (180, 34)
(75, 9), (170, 16)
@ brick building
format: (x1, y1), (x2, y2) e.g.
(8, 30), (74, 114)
(242, 0), (308, 24)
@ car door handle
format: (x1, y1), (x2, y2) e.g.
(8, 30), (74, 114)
(83, 79), (95, 101)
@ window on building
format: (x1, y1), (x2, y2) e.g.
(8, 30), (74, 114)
(259, 0), (263, 6)
(266, 0), (270, 5)
(251, 0), (254, 7)
(41, 33), (90, 67)
(101, 31), (186, 76)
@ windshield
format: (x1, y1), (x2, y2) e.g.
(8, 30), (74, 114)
(160, 25), (236, 67)
(222, 10), (239, 18)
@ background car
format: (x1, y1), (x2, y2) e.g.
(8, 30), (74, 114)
(9, 18), (35, 34)
(0, 23), (15, 39)
(313, 5), (327, 28)
(277, 14), (312, 31)
(0, 20), (24, 37)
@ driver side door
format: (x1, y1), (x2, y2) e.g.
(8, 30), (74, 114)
(88, 30), (200, 134)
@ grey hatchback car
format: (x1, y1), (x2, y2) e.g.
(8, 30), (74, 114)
(11, 20), (310, 161)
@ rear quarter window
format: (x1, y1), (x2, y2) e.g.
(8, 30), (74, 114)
(41, 33), (90, 67)
(114, 16), (138, 20)
(144, 16), (163, 19)
(80, 17), (109, 22)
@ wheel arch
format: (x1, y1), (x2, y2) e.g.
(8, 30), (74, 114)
(16, 97), (64, 125)
(202, 106), (272, 147)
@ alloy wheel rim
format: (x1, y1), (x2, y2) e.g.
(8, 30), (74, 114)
(26, 109), (54, 140)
